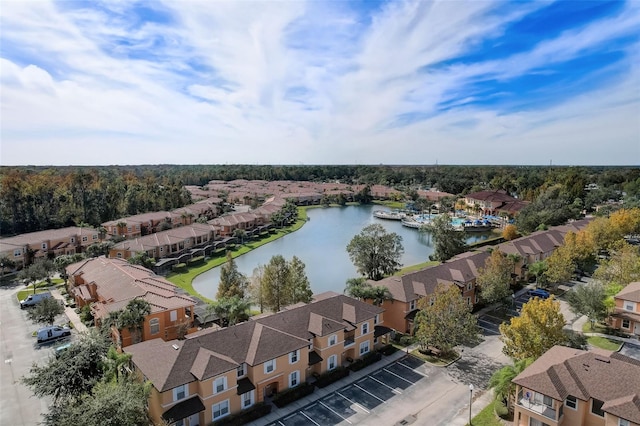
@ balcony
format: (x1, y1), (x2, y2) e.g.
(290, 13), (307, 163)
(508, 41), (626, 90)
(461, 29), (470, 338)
(344, 333), (355, 347)
(517, 390), (557, 422)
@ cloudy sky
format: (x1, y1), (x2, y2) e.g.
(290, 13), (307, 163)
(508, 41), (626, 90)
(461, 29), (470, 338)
(1, 0), (639, 166)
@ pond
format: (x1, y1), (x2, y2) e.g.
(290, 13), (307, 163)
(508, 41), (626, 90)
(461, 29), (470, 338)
(192, 205), (492, 299)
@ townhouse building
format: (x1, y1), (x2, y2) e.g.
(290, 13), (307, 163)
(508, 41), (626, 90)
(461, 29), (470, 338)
(0, 226), (101, 269)
(125, 292), (387, 425)
(66, 257), (196, 347)
(373, 251), (489, 333)
(512, 345), (640, 426)
(464, 189), (528, 216)
(102, 211), (185, 239)
(609, 281), (640, 337)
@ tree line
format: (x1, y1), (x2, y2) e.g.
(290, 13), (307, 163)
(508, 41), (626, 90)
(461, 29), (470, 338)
(2, 165), (638, 236)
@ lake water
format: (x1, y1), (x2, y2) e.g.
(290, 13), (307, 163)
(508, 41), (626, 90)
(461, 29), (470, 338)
(193, 205), (492, 299)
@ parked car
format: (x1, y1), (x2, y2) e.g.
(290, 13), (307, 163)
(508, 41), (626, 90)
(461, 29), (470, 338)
(53, 342), (72, 358)
(527, 289), (550, 299)
(36, 325), (71, 343)
(20, 292), (52, 309)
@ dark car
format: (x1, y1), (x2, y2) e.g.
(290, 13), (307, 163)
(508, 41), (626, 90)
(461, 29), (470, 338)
(528, 289), (550, 299)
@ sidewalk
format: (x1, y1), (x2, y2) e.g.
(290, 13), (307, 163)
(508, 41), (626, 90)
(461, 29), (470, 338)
(254, 346), (414, 425)
(571, 314), (639, 346)
(50, 288), (88, 333)
(446, 389), (498, 426)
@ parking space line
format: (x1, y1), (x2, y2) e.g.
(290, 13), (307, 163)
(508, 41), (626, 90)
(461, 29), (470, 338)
(396, 361), (427, 377)
(299, 410), (321, 426)
(318, 400), (352, 424)
(336, 391), (370, 413)
(354, 383), (386, 402)
(383, 367), (414, 384)
(278, 421), (286, 426)
(369, 375), (402, 394)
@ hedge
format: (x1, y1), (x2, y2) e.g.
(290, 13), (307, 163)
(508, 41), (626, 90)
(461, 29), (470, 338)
(272, 382), (315, 408)
(378, 344), (398, 356)
(349, 352), (382, 372)
(211, 402), (271, 426)
(315, 366), (350, 388)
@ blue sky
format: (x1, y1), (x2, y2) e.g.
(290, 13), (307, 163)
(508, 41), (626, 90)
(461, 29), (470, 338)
(1, 0), (638, 166)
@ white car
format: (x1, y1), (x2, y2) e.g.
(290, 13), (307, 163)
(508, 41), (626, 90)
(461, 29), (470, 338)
(36, 325), (71, 343)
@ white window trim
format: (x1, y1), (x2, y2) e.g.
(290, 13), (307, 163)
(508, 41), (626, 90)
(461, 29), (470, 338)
(170, 310), (178, 322)
(213, 376), (227, 394)
(618, 419), (630, 426)
(242, 390), (254, 409)
(328, 354), (337, 371)
(624, 301), (635, 311)
(359, 340), (370, 355)
(591, 399), (605, 417)
(264, 359), (276, 374)
(565, 395), (577, 410)
(237, 363), (246, 378)
(212, 400), (230, 420)
(289, 370), (299, 388)
(361, 322), (369, 335)
(289, 349), (299, 364)
(328, 334), (337, 347)
(622, 319), (631, 329)
(173, 384), (188, 402)
(149, 318), (160, 335)
(374, 314), (379, 325)
(409, 300), (416, 310)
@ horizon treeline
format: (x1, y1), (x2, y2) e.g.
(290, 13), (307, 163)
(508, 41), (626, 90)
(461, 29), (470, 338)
(1, 165), (638, 236)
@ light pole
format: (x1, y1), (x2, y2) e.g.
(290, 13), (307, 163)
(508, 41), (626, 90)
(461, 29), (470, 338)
(468, 384), (474, 425)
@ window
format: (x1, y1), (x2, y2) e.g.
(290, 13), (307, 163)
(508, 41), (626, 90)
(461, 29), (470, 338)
(175, 420), (184, 426)
(467, 297), (471, 306)
(116, 252), (122, 258)
(70, 237), (75, 243)
(160, 247), (164, 252)
(41, 243), (47, 249)
(328, 355), (337, 370)
(289, 349), (299, 364)
(374, 314), (379, 325)
(624, 302), (635, 311)
(127, 226), (132, 232)
(214, 377), (227, 394)
(264, 359), (276, 374)
(150, 318), (160, 335)
(361, 322), (369, 335)
(170, 310), (177, 322)
(533, 392), (552, 407)
(467, 282), (473, 291)
(565, 395), (577, 410)
(409, 300), (416, 310)
(92, 234), (98, 240)
(237, 363), (246, 378)
(360, 340), (370, 355)
(289, 371), (299, 387)
(82, 236), (88, 242)
(328, 334), (337, 347)
(619, 419), (630, 426)
(622, 319), (630, 329)
(13, 249), (21, 257)
(242, 391), (253, 408)
(212, 400), (229, 420)
(173, 384), (187, 401)
(529, 418), (550, 426)
(591, 399), (605, 417)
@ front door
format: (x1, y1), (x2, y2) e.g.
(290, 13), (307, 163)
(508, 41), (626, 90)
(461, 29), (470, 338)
(635, 322), (640, 335)
(188, 413), (200, 426)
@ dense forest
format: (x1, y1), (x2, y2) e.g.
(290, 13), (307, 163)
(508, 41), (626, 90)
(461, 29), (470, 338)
(1, 165), (638, 236)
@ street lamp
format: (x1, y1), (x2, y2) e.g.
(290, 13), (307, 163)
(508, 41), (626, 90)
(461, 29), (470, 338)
(469, 384), (474, 425)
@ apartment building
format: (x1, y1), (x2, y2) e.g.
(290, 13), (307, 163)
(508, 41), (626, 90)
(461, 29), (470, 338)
(609, 281), (640, 337)
(66, 257), (196, 347)
(512, 345), (640, 426)
(125, 292), (387, 425)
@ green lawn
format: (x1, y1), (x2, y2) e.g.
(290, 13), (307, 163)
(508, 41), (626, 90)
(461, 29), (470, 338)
(410, 348), (459, 366)
(469, 399), (504, 426)
(587, 336), (623, 351)
(395, 260), (439, 275)
(17, 288), (50, 303)
(582, 321), (609, 334)
(166, 209), (309, 300)
(15, 279), (65, 303)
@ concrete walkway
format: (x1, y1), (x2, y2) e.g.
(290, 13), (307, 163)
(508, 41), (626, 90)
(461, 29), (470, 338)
(50, 288), (88, 333)
(571, 314), (639, 346)
(446, 388), (498, 426)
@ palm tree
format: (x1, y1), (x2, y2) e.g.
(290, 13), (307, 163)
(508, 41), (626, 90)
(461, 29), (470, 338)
(119, 299), (151, 344)
(489, 358), (534, 413)
(344, 277), (368, 299)
(233, 228), (247, 245)
(366, 285), (393, 307)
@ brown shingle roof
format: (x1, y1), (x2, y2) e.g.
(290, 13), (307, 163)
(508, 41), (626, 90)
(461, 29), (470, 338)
(616, 282), (640, 303)
(513, 346), (640, 423)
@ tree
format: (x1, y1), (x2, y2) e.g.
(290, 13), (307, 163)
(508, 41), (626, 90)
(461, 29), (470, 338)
(118, 299), (151, 344)
(502, 224), (518, 241)
(208, 296), (250, 327)
(26, 296), (65, 325)
(355, 185), (373, 204)
(565, 281), (608, 330)
(346, 224), (404, 280)
(102, 346), (133, 384)
(528, 261), (548, 287)
(364, 285), (393, 306)
(287, 256), (313, 304)
(18, 259), (54, 294)
(53, 254), (85, 279)
(593, 242), (640, 287)
(248, 265), (266, 313)
(344, 277), (369, 299)
(489, 358), (534, 413)
(127, 252), (155, 269)
(86, 241), (114, 258)
(217, 252), (248, 300)
(429, 214), (466, 262)
(0, 255), (16, 276)
(499, 297), (566, 360)
(22, 329), (111, 401)
(544, 247), (575, 287)
(233, 228), (247, 244)
(477, 250), (514, 306)
(260, 255), (314, 312)
(43, 379), (151, 426)
(414, 284), (478, 356)
(562, 230), (596, 272)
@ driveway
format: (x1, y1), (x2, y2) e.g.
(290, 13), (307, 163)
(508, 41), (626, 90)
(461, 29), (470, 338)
(0, 283), (72, 425)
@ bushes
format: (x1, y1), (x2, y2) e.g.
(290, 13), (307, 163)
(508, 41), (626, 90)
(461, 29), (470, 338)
(272, 383), (315, 408)
(188, 256), (205, 265)
(349, 352), (382, 372)
(378, 344), (398, 356)
(211, 402), (271, 426)
(315, 367), (350, 388)
(494, 398), (510, 420)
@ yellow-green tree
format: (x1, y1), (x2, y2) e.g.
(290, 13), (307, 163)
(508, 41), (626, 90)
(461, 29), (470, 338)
(562, 230), (596, 271)
(544, 247), (574, 287)
(477, 250), (514, 306)
(499, 297), (566, 360)
(593, 242), (640, 288)
(502, 224), (519, 241)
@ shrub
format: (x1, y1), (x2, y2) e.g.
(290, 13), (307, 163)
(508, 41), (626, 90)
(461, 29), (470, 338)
(211, 402), (271, 426)
(79, 305), (94, 323)
(272, 383), (315, 408)
(315, 367), (350, 388)
(172, 263), (187, 272)
(188, 256), (205, 265)
(378, 344), (398, 356)
(349, 352), (382, 372)
(494, 398), (509, 419)
(399, 335), (415, 346)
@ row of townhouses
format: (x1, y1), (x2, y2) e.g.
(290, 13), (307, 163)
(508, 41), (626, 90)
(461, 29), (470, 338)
(125, 292), (389, 425)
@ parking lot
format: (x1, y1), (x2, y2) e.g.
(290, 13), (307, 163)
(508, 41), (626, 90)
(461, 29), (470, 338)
(266, 355), (428, 426)
(476, 292), (531, 336)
